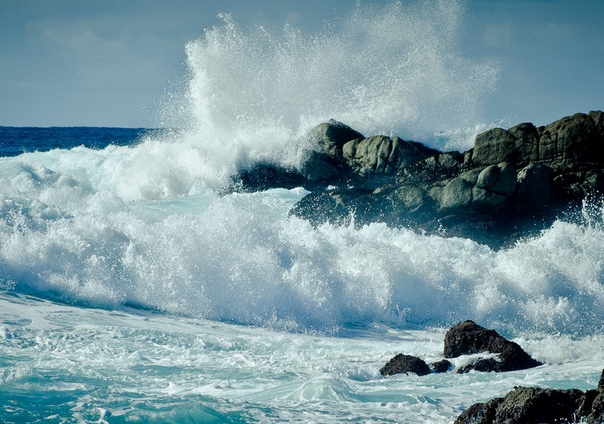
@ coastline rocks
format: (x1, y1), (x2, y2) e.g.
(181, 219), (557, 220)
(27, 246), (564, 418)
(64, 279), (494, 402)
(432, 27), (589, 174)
(444, 320), (543, 373)
(430, 359), (453, 373)
(231, 110), (604, 248)
(307, 119), (365, 157)
(380, 354), (431, 376)
(381, 321), (541, 377)
(454, 369), (604, 424)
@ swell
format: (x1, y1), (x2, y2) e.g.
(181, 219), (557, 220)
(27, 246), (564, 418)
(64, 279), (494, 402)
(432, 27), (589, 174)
(1, 2), (601, 336)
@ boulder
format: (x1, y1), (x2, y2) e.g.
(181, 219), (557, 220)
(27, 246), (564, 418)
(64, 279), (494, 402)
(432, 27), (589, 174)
(444, 320), (542, 373)
(380, 353), (431, 376)
(475, 162), (517, 197)
(300, 150), (341, 181)
(430, 359), (453, 373)
(455, 387), (584, 424)
(454, 370), (604, 424)
(307, 119), (364, 156)
(538, 111), (604, 171)
(472, 127), (536, 167)
(343, 136), (438, 176)
(381, 321), (539, 377)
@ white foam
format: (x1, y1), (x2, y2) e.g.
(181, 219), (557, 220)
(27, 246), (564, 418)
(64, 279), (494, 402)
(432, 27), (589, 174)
(0, 1), (601, 338)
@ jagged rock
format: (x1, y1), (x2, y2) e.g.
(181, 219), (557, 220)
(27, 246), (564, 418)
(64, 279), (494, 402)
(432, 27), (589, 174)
(444, 320), (542, 373)
(381, 321), (539, 377)
(235, 111), (604, 248)
(380, 354), (431, 376)
(473, 127), (536, 167)
(455, 387), (584, 424)
(343, 135), (438, 176)
(584, 369), (604, 423)
(455, 370), (604, 424)
(455, 397), (503, 424)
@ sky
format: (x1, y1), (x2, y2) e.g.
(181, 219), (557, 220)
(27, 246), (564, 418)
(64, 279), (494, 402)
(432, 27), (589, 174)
(0, 0), (602, 128)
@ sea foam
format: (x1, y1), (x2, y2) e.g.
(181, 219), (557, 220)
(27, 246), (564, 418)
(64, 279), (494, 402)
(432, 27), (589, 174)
(0, 1), (602, 337)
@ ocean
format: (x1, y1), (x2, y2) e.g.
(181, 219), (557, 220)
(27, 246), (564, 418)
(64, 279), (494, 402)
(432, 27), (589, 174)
(1, 1), (603, 422)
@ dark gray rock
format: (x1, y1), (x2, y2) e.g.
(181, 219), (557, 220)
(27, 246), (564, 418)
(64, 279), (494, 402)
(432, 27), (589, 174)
(455, 386), (584, 424)
(307, 119), (364, 156)
(444, 320), (542, 373)
(234, 111), (604, 248)
(343, 135), (438, 176)
(430, 359), (453, 373)
(473, 127), (536, 167)
(380, 353), (431, 376)
(300, 150), (341, 181)
(453, 379), (604, 424)
(454, 397), (503, 424)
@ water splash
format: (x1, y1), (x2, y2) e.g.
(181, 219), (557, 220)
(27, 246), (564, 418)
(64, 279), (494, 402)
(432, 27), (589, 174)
(176, 0), (498, 178)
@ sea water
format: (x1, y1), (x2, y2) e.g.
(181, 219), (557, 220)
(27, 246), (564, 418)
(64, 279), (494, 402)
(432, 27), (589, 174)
(1, 1), (603, 422)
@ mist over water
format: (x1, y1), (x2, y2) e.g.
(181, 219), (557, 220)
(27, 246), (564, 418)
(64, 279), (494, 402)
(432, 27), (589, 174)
(1, 0), (603, 338)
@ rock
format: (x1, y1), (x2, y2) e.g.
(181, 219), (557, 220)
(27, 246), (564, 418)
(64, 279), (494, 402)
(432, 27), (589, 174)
(307, 119), (364, 156)
(300, 150), (341, 181)
(455, 387), (584, 424)
(380, 354), (431, 376)
(234, 111), (604, 249)
(343, 136), (438, 176)
(475, 162), (517, 197)
(430, 359), (453, 373)
(473, 127), (536, 167)
(515, 163), (554, 212)
(229, 163), (307, 192)
(584, 369), (604, 424)
(454, 373), (604, 424)
(455, 397), (503, 424)
(538, 111), (604, 171)
(444, 320), (542, 373)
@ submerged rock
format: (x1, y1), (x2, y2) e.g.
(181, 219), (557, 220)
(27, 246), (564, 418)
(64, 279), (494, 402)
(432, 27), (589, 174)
(444, 320), (542, 373)
(454, 369), (604, 424)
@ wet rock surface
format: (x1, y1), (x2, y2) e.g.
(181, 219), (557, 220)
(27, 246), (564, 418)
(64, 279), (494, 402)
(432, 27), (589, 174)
(444, 320), (543, 373)
(454, 369), (604, 424)
(380, 320), (541, 377)
(379, 353), (431, 376)
(232, 111), (604, 248)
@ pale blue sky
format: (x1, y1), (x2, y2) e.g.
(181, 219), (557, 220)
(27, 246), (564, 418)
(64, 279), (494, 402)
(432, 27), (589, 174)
(1, 0), (602, 128)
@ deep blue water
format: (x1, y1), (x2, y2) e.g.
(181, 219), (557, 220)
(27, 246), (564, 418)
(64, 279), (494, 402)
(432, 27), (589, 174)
(0, 127), (150, 157)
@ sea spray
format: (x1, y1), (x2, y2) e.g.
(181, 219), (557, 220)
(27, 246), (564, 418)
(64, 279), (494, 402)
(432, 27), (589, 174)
(0, 1), (603, 338)
(175, 0), (499, 181)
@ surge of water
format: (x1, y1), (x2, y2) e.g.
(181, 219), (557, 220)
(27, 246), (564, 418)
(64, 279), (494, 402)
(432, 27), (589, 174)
(0, 1), (602, 338)
(1, 146), (604, 336)
(169, 0), (499, 180)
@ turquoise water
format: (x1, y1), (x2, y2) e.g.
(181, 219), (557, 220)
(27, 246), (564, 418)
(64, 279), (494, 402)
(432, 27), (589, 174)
(1, 1), (603, 421)
(1, 291), (601, 422)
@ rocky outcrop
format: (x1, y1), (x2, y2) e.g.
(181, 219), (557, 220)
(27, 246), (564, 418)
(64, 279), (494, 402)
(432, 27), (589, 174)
(444, 320), (542, 373)
(381, 321), (540, 377)
(232, 111), (604, 248)
(454, 369), (604, 424)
